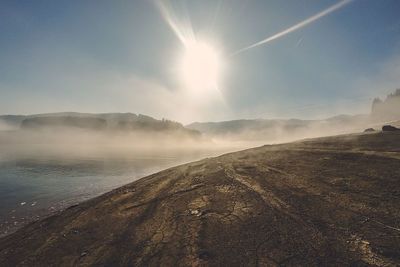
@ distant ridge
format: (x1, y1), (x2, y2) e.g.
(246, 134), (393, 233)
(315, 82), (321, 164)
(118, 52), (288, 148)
(186, 114), (370, 142)
(0, 112), (200, 137)
(187, 89), (400, 142)
(372, 88), (400, 121)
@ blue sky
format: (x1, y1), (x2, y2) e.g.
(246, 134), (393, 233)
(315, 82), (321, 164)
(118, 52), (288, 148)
(1, 0), (400, 123)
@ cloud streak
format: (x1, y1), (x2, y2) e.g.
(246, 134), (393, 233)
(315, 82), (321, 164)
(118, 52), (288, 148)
(232, 0), (354, 56)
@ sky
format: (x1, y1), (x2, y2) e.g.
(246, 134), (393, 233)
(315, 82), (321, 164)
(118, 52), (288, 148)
(1, 0), (400, 123)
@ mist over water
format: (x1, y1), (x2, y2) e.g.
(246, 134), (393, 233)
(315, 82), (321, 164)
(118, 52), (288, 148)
(0, 127), (235, 237)
(1, 91), (399, 237)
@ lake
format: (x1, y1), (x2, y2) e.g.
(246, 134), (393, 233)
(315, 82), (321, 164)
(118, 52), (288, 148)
(0, 147), (230, 237)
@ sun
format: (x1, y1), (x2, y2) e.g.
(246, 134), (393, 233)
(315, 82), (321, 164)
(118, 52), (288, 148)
(179, 41), (221, 92)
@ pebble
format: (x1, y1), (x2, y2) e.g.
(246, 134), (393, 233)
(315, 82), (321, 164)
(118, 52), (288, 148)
(190, 209), (202, 216)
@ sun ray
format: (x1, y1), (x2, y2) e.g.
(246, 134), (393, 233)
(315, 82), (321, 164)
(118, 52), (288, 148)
(154, 0), (224, 95)
(154, 0), (195, 46)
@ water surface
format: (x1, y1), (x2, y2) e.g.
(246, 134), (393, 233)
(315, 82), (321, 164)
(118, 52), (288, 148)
(0, 147), (228, 237)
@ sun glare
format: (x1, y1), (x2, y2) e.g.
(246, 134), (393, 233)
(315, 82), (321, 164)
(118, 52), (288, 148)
(180, 41), (221, 92)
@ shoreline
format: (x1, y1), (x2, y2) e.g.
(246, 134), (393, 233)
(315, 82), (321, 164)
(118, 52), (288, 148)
(0, 131), (375, 238)
(2, 132), (400, 265)
(0, 148), (237, 238)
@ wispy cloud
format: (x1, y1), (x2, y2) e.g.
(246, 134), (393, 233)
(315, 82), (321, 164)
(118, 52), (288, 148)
(232, 0), (354, 56)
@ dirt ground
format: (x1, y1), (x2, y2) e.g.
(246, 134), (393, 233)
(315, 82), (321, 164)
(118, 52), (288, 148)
(0, 131), (399, 266)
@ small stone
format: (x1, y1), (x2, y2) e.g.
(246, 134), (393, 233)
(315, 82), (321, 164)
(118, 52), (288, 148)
(190, 209), (202, 216)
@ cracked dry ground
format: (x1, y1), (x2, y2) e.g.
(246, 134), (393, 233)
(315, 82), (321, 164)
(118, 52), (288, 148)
(1, 132), (400, 266)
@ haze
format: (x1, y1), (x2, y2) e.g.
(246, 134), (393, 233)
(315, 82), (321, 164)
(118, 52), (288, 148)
(1, 2), (400, 263)
(1, 0), (400, 123)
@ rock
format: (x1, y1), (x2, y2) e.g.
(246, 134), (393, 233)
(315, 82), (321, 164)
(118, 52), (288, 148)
(382, 125), (400, 131)
(190, 209), (202, 216)
(364, 128), (375, 132)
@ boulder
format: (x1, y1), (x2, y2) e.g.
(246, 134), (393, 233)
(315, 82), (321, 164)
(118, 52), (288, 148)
(382, 125), (400, 131)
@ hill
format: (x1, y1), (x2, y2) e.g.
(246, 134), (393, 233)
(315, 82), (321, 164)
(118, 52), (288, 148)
(1, 131), (399, 266)
(186, 115), (371, 143)
(20, 116), (108, 131)
(187, 89), (400, 144)
(0, 113), (204, 153)
(0, 112), (200, 136)
(372, 89), (400, 122)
